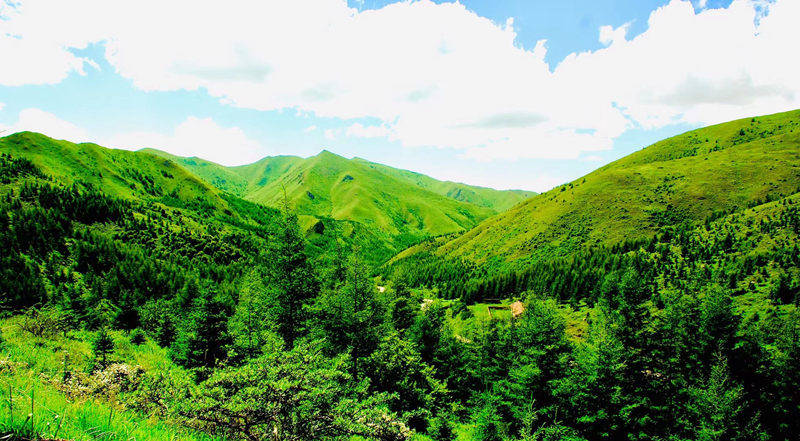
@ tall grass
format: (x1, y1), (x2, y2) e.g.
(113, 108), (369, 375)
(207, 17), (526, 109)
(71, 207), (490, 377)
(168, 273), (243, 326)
(0, 318), (223, 441)
(0, 370), (222, 441)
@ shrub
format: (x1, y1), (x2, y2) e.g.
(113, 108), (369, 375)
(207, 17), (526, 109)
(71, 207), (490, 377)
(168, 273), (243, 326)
(130, 328), (146, 345)
(18, 306), (68, 338)
(428, 415), (456, 441)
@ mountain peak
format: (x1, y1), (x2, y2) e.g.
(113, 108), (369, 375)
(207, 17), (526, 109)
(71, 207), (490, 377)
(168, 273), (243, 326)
(316, 149), (344, 159)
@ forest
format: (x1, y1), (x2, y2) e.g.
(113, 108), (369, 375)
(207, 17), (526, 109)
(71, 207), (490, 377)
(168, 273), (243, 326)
(1, 113), (800, 441)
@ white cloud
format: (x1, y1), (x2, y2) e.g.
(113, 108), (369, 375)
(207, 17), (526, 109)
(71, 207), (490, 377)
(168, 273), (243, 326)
(304, 125), (317, 132)
(0, 108), (267, 166)
(324, 129), (337, 140)
(5, 108), (90, 141)
(0, 102), (5, 111)
(108, 116), (268, 166)
(2, 0), (799, 161)
(599, 22), (631, 46)
(346, 122), (392, 138)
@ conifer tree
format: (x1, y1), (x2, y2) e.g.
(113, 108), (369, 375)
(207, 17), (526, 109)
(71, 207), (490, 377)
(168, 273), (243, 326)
(268, 198), (318, 348)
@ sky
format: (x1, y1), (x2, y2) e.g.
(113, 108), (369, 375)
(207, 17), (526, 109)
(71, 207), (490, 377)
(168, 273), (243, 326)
(0, 0), (798, 192)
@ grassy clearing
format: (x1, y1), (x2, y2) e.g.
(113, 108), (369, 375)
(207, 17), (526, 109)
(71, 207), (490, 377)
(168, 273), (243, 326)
(0, 370), (220, 441)
(0, 318), (219, 441)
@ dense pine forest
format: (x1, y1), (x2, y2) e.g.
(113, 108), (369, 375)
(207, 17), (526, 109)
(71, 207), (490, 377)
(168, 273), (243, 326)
(1, 110), (800, 441)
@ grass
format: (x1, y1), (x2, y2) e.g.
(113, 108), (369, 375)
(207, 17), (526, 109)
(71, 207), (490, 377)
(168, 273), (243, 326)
(0, 371), (220, 441)
(0, 317), (218, 441)
(399, 108), (800, 270)
(144, 147), (531, 238)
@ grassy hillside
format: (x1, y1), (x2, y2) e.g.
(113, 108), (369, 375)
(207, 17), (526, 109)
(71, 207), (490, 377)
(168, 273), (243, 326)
(243, 150), (495, 238)
(352, 157), (535, 211)
(144, 148), (531, 241)
(0, 316), (221, 441)
(2, 132), (229, 211)
(397, 109), (800, 269)
(142, 148), (252, 197)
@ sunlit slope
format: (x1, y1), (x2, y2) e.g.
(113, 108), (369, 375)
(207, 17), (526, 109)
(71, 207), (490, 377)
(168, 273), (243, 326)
(352, 157), (535, 211)
(141, 148), (251, 197)
(244, 150), (496, 236)
(407, 109), (800, 267)
(0, 132), (228, 209)
(144, 148), (519, 238)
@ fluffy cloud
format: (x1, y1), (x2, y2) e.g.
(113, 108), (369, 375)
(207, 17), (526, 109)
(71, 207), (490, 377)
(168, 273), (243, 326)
(599, 22), (631, 46)
(108, 117), (268, 166)
(346, 123), (392, 139)
(0, 108), (266, 166)
(4, 108), (91, 141)
(1, 0), (798, 160)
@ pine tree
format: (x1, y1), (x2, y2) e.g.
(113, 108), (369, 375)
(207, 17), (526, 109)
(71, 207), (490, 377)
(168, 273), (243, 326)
(268, 201), (318, 348)
(92, 329), (114, 367)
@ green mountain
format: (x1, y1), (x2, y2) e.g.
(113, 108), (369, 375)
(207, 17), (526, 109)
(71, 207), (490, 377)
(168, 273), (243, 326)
(351, 157), (534, 211)
(143, 148), (533, 242)
(393, 109), (800, 269)
(1, 132), (229, 210)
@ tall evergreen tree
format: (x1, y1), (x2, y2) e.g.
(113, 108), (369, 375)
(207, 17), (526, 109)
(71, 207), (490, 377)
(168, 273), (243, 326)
(268, 200), (318, 348)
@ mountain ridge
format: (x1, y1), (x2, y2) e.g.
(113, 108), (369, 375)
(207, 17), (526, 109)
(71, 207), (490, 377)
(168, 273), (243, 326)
(390, 108), (800, 270)
(141, 147), (535, 239)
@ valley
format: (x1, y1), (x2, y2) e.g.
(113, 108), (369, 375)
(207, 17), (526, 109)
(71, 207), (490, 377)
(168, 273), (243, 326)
(1, 109), (800, 441)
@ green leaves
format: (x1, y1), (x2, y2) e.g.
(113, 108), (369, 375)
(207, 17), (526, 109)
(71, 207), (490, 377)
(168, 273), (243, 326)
(185, 341), (409, 441)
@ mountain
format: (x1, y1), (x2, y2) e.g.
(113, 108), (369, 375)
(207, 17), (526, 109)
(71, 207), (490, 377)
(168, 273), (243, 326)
(391, 109), (800, 269)
(2, 132), (531, 264)
(144, 148), (533, 241)
(350, 157), (534, 211)
(1, 132), (230, 210)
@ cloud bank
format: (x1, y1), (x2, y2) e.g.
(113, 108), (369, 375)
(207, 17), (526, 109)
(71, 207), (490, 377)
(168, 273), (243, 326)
(1, 0), (798, 161)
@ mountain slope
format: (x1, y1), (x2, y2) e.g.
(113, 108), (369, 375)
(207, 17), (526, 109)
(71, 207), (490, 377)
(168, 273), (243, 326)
(141, 148), (252, 197)
(143, 148), (531, 241)
(394, 109), (800, 269)
(242, 150), (496, 238)
(352, 157), (535, 211)
(2, 132), (230, 211)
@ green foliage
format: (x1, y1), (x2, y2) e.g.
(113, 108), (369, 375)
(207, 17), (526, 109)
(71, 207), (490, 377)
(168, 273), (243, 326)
(311, 252), (386, 375)
(268, 207), (319, 348)
(130, 328), (146, 345)
(364, 333), (448, 430)
(687, 354), (761, 441)
(92, 329), (115, 367)
(172, 287), (232, 372)
(427, 414), (456, 441)
(183, 340), (410, 441)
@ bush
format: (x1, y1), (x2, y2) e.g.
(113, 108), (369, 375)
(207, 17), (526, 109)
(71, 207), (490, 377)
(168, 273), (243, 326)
(18, 306), (68, 338)
(428, 415), (456, 441)
(130, 328), (146, 345)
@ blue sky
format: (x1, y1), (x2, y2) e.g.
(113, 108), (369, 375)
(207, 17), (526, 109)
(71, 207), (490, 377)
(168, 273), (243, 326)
(1, 0), (796, 191)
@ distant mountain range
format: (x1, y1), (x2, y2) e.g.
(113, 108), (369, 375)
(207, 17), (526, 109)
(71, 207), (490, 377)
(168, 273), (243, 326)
(0, 131), (534, 262)
(143, 148), (534, 237)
